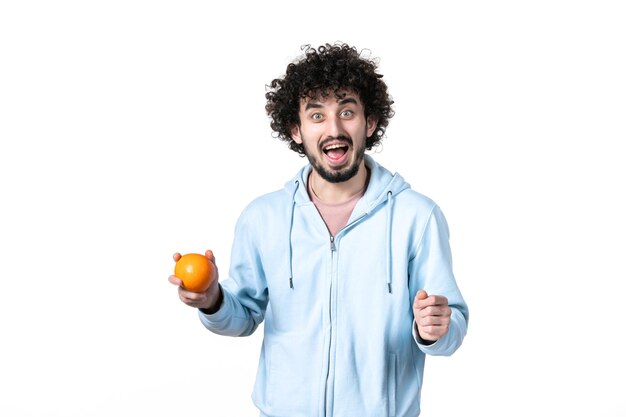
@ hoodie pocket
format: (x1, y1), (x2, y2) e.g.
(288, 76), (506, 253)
(387, 353), (397, 417)
(265, 341), (314, 414)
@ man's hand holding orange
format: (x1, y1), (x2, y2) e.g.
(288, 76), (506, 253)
(169, 250), (221, 312)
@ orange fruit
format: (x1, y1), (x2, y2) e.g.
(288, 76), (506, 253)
(174, 253), (215, 292)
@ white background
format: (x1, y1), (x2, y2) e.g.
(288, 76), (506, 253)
(1, 1), (625, 416)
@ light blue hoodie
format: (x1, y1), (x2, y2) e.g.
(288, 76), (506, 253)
(200, 155), (469, 417)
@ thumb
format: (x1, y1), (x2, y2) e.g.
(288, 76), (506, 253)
(417, 290), (428, 301)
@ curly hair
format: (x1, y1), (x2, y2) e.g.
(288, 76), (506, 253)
(265, 43), (395, 155)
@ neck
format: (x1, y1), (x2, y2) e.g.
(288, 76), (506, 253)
(309, 162), (369, 204)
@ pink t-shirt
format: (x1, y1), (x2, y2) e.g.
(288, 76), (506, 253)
(308, 179), (366, 237)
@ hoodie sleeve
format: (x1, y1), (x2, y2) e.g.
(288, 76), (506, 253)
(198, 205), (268, 337)
(409, 205), (469, 356)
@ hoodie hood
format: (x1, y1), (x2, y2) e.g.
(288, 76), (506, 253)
(284, 154), (412, 292)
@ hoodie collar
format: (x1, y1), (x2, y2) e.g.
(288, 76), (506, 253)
(285, 154), (411, 210)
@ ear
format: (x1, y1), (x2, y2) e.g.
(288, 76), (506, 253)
(290, 124), (303, 144)
(366, 116), (378, 138)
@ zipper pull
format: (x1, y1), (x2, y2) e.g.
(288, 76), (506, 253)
(330, 235), (336, 252)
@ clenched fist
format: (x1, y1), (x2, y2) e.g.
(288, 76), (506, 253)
(413, 290), (451, 342)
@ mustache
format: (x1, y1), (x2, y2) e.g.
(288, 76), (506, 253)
(319, 135), (353, 149)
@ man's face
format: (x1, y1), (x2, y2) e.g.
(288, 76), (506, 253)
(291, 90), (377, 183)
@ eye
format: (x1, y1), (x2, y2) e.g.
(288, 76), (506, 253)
(340, 110), (354, 118)
(311, 113), (323, 121)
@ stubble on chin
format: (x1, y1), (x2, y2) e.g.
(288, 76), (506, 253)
(306, 146), (365, 184)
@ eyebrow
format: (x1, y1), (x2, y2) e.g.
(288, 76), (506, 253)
(338, 97), (358, 106)
(304, 96), (359, 111)
(304, 101), (323, 111)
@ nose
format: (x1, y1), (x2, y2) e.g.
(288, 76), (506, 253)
(326, 115), (345, 138)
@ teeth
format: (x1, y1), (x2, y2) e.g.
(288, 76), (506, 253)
(324, 144), (346, 150)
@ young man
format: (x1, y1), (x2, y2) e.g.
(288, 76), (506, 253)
(170, 43), (469, 417)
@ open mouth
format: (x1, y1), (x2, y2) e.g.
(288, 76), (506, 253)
(322, 142), (350, 162)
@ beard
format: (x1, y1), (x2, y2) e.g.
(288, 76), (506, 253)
(303, 135), (366, 183)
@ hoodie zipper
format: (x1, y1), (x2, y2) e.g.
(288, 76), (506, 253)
(323, 215), (363, 416)
(318, 202), (394, 414)
(321, 210), (379, 415)
(324, 234), (336, 416)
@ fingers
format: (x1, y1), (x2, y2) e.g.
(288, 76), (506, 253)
(414, 292), (448, 309)
(172, 250), (214, 263)
(176, 281), (222, 310)
(413, 291), (451, 323)
(178, 286), (204, 302)
(168, 275), (182, 286)
(204, 250), (219, 279)
(417, 310), (451, 325)
(415, 311), (451, 342)
(417, 324), (449, 342)
(170, 274), (203, 304)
